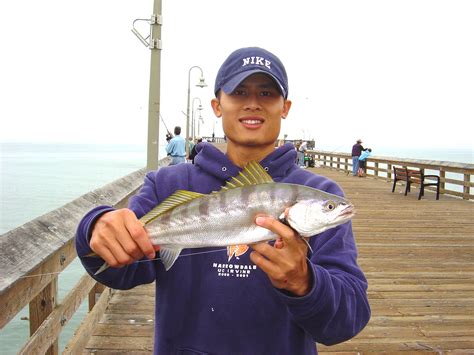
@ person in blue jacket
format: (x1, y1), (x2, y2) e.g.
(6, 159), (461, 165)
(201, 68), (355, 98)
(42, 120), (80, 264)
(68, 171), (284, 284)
(165, 126), (186, 165)
(358, 148), (372, 177)
(75, 47), (370, 354)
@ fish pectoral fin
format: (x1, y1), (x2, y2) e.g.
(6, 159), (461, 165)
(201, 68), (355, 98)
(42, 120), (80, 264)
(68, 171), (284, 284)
(159, 247), (183, 271)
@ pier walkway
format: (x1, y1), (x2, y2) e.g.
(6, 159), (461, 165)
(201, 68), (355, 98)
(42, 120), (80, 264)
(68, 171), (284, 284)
(83, 165), (474, 354)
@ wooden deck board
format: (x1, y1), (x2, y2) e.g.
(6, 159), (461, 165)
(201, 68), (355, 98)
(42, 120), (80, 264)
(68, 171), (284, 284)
(84, 165), (474, 353)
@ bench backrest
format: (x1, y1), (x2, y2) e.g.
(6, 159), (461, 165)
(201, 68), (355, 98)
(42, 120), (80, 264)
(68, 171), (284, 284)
(394, 167), (409, 180)
(407, 168), (423, 184)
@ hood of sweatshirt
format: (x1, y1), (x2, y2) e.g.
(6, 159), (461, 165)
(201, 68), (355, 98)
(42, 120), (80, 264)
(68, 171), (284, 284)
(193, 142), (297, 182)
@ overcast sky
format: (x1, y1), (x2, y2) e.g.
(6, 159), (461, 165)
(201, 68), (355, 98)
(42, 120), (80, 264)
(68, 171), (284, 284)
(1, 0), (473, 151)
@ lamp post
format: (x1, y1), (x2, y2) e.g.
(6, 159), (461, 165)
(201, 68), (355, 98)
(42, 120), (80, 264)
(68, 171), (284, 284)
(197, 111), (204, 138)
(186, 66), (207, 156)
(191, 97), (202, 140)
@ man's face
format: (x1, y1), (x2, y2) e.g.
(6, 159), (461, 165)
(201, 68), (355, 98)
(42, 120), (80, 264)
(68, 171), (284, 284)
(212, 73), (291, 150)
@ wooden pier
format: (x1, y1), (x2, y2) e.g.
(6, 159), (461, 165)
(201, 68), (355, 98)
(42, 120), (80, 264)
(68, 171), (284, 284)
(79, 165), (474, 354)
(1, 150), (473, 354)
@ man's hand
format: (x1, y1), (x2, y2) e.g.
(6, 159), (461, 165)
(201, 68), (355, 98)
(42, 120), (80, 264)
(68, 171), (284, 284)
(89, 208), (159, 268)
(250, 214), (311, 296)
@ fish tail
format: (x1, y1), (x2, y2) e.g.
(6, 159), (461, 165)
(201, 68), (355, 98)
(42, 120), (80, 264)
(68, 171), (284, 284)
(82, 252), (110, 275)
(94, 262), (110, 275)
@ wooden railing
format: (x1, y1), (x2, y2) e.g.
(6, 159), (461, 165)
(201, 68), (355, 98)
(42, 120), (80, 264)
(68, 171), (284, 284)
(308, 150), (474, 200)
(0, 157), (170, 355)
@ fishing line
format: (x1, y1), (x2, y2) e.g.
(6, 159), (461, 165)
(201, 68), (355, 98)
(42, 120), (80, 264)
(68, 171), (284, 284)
(16, 248), (230, 279)
(134, 247), (228, 263)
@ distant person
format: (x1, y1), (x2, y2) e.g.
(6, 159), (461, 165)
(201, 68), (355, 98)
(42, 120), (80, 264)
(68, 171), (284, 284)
(189, 137), (203, 164)
(358, 148), (372, 177)
(186, 137), (195, 160)
(298, 141), (308, 168)
(165, 126), (186, 165)
(351, 139), (367, 176)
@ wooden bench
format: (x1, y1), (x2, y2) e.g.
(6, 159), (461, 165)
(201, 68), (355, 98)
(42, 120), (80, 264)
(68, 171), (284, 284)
(392, 166), (440, 200)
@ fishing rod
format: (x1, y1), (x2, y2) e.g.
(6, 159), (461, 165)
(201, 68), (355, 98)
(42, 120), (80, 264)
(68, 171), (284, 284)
(160, 114), (173, 142)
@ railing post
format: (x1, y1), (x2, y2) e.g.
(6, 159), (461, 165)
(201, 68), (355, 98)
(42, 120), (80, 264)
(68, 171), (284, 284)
(29, 278), (58, 355)
(387, 163), (392, 182)
(463, 173), (470, 200)
(440, 169), (446, 194)
(88, 283), (106, 311)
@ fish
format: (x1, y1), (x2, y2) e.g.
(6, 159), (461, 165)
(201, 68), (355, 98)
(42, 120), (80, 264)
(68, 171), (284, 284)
(90, 161), (355, 274)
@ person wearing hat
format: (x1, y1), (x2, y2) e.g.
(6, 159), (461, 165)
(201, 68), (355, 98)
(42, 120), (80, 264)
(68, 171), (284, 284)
(75, 47), (370, 354)
(351, 139), (367, 176)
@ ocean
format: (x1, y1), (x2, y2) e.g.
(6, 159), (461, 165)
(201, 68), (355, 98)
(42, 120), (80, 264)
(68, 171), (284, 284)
(0, 142), (472, 353)
(0, 142), (163, 354)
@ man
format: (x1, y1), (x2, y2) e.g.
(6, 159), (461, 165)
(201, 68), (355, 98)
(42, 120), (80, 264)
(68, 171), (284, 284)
(165, 126), (186, 165)
(76, 47), (370, 354)
(298, 140), (308, 168)
(351, 139), (366, 176)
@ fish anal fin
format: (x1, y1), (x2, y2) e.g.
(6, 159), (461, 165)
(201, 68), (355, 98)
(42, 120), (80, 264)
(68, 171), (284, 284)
(159, 247), (183, 271)
(140, 190), (205, 225)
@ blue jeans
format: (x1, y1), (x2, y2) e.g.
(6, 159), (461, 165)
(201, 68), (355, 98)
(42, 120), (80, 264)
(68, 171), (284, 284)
(297, 151), (305, 167)
(352, 156), (359, 176)
(170, 156), (185, 165)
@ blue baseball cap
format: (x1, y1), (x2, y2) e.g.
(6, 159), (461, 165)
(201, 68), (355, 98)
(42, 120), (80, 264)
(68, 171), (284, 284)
(214, 47), (289, 99)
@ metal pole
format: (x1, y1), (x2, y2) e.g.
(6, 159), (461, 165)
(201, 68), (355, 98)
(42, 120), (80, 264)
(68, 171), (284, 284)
(191, 97), (201, 142)
(146, 0), (163, 171)
(185, 66), (205, 156)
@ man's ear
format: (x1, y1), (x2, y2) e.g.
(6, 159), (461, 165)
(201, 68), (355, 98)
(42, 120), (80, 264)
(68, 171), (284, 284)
(282, 99), (292, 119)
(211, 98), (222, 117)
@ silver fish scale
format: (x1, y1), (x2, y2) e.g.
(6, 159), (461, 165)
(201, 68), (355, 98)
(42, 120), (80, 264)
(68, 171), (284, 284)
(145, 183), (302, 248)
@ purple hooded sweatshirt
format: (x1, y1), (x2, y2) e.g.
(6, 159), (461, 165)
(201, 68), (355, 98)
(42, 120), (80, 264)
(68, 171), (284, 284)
(75, 143), (370, 355)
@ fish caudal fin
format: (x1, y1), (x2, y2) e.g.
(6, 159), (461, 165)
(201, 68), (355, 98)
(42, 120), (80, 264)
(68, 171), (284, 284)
(94, 262), (110, 275)
(159, 247), (183, 271)
(83, 252), (110, 275)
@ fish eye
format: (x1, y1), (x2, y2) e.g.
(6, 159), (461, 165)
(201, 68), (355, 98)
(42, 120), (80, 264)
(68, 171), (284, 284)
(324, 201), (336, 211)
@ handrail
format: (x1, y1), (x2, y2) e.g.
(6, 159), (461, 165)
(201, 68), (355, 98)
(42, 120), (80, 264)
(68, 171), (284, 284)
(0, 157), (170, 354)
(307, 150), (474, 200)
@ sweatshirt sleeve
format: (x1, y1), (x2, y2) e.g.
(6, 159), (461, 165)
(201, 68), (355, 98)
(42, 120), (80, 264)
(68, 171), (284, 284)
(275, 173), (371, 345)
(75, 171), (163, 290)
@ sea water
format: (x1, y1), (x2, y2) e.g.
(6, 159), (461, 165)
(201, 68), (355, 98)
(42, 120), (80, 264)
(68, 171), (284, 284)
(0, 142), (160, 354)
(0, 142), (472, 353)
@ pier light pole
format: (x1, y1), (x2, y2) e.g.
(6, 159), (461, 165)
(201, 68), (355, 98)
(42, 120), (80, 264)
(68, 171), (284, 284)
(186, 66), (207, 155)
(132, 0), (163, 171)
(197, 110), (204, 138)
(191, 97), (202, 140)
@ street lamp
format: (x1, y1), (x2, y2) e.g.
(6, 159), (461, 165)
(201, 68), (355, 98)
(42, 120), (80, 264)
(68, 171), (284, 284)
(191, 97), (203, 140)
(197, 110), (204, 138)
(186, 66), (207, 155)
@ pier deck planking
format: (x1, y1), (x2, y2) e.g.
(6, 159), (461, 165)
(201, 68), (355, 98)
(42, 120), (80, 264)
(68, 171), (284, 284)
(83, 165), (474, 353)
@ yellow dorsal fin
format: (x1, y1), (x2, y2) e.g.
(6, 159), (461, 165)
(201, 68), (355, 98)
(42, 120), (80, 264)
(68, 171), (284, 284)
(220, 161), (273, 191)
(139, 190), (205, 225)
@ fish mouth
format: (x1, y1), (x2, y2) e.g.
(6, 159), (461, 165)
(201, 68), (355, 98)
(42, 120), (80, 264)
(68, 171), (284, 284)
(339, 204), (356, 219)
